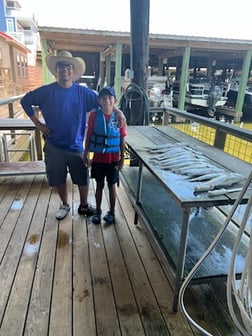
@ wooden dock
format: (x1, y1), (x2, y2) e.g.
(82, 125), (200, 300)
(215, 105), (243, 122)
(0, 172), (244, 335)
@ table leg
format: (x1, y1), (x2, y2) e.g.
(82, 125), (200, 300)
(172, 207), (190, 312)
(134, 161), (143, 224)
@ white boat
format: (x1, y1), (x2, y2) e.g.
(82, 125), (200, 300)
(223, 77), (252, 106)
(173, 79), (227, 116)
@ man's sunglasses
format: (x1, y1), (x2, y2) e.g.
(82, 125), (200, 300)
(56, 62), (74, 70)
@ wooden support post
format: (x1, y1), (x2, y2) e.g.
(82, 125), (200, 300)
(130, 0), (149, 92)
(214, 128), (226, 150)
(129, 0), (150, 125)
(178, 46), (191, 111)
(8, 102), (15, 140)
(105, 55), (111, 86)
(114, 43), (122, 102)
(98, 52), (105, 90)
(235, 50), (252, 113)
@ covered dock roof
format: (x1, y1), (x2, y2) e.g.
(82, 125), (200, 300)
(38, 27), (252, 70)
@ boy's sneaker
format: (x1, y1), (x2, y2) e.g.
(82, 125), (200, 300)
(103, 211), (115, 225)
(56, 204), (70, 220)
(92, 211), (101, 225)
(78, 203), (96, 217)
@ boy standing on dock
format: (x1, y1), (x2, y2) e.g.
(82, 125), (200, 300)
(84, 87), (126, 225)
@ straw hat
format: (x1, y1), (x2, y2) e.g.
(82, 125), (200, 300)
(46, 50), (86, 81)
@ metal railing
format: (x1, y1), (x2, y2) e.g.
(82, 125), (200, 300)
(0, 132), (36, 162)
(160, 107), (252, 164)
(0, 94), (43, 161)
(0, 94), (25, 119)
(1, 95), (252, 164)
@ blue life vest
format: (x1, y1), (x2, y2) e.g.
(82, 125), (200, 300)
(89, 108), (120, 153)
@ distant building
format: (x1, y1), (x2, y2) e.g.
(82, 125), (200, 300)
(0, 0), (43, 96)
(2, 0), (40, 66)
(0, 31), (30, 96)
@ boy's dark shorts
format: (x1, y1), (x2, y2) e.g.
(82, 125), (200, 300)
(91, 162), (119, 185)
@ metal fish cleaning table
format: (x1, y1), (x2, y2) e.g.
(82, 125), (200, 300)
(121, 125), (252, 312)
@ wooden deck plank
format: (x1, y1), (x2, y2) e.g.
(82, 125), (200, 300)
(72, 184), (96, 336)
(0, 161), (45, 176)
(116, 181), (196, 336)
(88, 214), (121, 335)
(0, 176), (35, 323)
(49, 179), (73, 336)
(0, 175), (27, 259)
(0, 175), (42, 333)
(86, 180), (122, 335)
(0, 176), (48, 335)
(112, 185), (171, 336)
(0, 175), (17, 203)
(23, 186), (60, 336)
(100, 184), (145, 336)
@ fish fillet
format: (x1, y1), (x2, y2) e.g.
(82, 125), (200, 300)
(145, 142), (187, 152)
(176, 163), (218, 175)
(184, 167), (225, 178)
(189, 172), (226, 182)
(194, 173), (244, 192)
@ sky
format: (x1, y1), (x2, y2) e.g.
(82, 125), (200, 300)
(22, 0), (252, 40)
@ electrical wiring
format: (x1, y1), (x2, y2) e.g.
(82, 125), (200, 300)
(178, 170), (252, 336)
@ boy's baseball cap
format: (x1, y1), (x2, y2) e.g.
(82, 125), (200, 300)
(99, 86), (116, 98)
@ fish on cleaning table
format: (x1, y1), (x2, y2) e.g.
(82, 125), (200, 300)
(148, 147), (183, 159)
(154, 147), (205, 161)
(149, 147), (194, 160)
(167, 158), (210, 171)
(183, 167), (225, 178)
(155, 158), (199, 170)
(188, 171), (226, 182)
(145, 143), (176, 151)
(145, 142), (187, 152)
(149, 152), (193, 163)
(207, 187), (246, 196)
(175, 163), (219, 175)
(147, 144), (203, 160)
(194, 172), (245, 192)
(153, 156), (203, 169)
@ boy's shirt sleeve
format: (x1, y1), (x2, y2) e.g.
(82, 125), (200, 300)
(120, 125), (127, 138)
(86, 111), (96, 138)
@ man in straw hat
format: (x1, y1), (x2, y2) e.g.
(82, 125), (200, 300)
(21, 50), (126, 220)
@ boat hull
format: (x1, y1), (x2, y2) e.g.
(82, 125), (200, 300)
(172, 81), (227, 112)
(227, 89), (252, 106)
(185, 95), (227, 108)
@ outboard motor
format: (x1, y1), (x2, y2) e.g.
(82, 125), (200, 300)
(207, 84), (222, 117)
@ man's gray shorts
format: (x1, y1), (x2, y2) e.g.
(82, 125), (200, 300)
(44, 142), (89, 187)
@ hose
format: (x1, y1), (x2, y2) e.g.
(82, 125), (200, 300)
(178, 170), (252, 336)
(227, 190), (252, 335)
(119, 83), (149, 126)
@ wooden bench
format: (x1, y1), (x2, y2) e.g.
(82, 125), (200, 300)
(0, 160), (45, 176)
